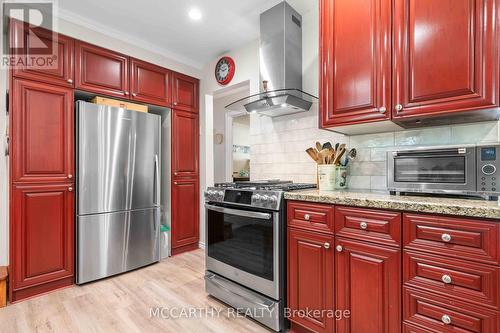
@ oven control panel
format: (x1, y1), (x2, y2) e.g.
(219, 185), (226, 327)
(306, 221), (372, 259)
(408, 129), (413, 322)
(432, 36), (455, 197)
(477, 145), (500, 193)
(205, 189), (225, 202)
(205, 187), (282, 210)
(251, 191), (281, 210)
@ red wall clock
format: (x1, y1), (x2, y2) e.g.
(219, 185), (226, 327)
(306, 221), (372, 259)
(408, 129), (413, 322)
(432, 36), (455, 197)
(215, 56), (235, 85)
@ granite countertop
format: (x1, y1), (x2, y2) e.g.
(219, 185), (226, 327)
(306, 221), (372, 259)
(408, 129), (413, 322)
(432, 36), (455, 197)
(284, 189), (500, 219)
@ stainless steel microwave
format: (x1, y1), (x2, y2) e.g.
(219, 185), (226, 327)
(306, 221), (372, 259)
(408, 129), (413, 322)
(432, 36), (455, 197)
(387, 144), (500, 199)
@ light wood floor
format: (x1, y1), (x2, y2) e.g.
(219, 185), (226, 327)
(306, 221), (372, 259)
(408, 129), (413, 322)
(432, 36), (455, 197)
(0, 250), (270, 333)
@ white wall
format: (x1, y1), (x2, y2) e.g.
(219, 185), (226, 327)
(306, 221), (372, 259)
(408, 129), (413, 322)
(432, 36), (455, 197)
(0, 15), (203, 265)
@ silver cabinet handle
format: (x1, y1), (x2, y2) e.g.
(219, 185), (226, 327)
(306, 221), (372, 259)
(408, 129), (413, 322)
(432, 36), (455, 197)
(132, 93), (137, 97)
(441, 233), (452, 242)
(67, 79), (73, 84)
(442, 274), (452, 284)
(336, 245), (343, 252)
(378, 106), (386, 113)
(441, 314), (451, 325)
(173, 181), (178, 185)
(67, 174), (73, 179)
(124, 91), (129, 95)
(304, 214), (310, 221)
(360, 222), (368, 230)
(395, 104), (403, 112)
(68, 187), (73, 192)
(174, 171), (178, 176)
(324, 242), (330, 249)
(173, 102), (178, 106)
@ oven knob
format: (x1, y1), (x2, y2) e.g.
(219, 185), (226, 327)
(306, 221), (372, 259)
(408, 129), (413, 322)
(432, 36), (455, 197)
(269, 195), (278, 203)
(253, 194), (262, 202)
(217, 190), (224, 197)
(261, 195), (270, 204)
(482, 164), (496, 175)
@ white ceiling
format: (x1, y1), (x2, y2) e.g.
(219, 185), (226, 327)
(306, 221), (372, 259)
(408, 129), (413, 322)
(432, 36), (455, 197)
(57, 0), (315, 69)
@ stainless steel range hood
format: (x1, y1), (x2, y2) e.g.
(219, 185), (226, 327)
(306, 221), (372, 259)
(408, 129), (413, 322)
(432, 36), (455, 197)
(226, 1), (317, 117)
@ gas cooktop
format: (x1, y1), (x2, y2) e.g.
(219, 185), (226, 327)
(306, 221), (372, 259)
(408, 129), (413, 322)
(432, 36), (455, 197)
(214, 180), (316, 192)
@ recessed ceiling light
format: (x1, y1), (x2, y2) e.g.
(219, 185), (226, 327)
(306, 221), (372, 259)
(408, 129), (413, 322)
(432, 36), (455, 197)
(188, 8), (202, 21)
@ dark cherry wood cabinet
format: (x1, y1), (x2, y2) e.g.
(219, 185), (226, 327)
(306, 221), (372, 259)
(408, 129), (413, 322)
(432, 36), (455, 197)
(335, 237), (401, 333)
(393, 0), (499, 121)
(171, 179), (199, 254)
(10, 20), (74, 87)
(130, 58), (171, 106)
(172, 110), (199, 178)
(319, 0), (391, 127)
(11, 79), (74, 184)
(75, 41), (129, 98)
(10, 183), (74, 302)
(319, 0), (500, 131)
(172, 72), (199, 113)
(287, 228), (335, 333)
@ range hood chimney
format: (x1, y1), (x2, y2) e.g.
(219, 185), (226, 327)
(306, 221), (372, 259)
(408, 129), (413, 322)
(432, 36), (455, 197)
(225, 1), (317, 117)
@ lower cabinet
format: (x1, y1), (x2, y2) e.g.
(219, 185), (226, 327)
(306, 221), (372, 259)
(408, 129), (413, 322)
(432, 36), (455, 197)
(335, 237), (401, 333)
(287, 228), (335, 333)
(10, 184), (74, 302)
(171, 178), (199, 254)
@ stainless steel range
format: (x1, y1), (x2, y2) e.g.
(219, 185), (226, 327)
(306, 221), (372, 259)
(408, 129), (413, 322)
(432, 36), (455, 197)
(204, 180), (316, 332)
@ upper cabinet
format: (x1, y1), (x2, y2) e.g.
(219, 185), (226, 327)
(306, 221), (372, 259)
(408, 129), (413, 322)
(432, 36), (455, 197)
(10, 20), (74, 87)
(75, 41), (129, 98)
(319, 0), (391, 127)
(320, 0), (500, 132)
(172, 110), (199, 178)
(130, 58), (171, 106)
(172, 72), (199, 113)
(393, 0), (498, 120)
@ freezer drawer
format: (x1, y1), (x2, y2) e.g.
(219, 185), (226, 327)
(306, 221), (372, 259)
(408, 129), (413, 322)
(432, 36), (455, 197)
(77, 208), (160, 284)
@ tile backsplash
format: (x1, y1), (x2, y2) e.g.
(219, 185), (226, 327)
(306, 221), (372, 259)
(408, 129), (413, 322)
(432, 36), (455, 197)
(249, 106), (500, 190)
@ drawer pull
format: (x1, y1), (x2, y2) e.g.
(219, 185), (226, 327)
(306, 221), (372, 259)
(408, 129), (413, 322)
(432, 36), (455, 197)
(304, 214), (310, 221)
(441, 314), (452, 325)
(441, 233), (452, 242)
(441, 274), (452, 284)
(336, 245), (343, 252)
(323, 242), (330, 249)
(360, 222), (368, 230)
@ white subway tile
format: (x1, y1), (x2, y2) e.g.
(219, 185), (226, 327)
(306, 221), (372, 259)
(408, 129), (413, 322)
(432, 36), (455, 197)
(370, 176), (387, 190)
(394, 127), (451, 146)
(451, 121), (499, 144)
(350, 132), (394, 148)
(347, 176), (371, 189)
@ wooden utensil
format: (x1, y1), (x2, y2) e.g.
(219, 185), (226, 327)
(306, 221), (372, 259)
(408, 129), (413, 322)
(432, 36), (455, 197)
(316, 142), (323, 152)
(306, 148), (319, 163)
(333, 147), (346, 165)
(322, 142), (333, 150)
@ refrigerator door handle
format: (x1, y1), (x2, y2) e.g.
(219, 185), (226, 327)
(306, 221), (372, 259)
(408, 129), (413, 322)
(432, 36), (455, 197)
(154, 154), (160, 206)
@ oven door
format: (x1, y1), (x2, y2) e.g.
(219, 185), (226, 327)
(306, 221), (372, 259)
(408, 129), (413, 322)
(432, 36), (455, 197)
(205, 204), (279, 300)
(388, 146), (476, 194)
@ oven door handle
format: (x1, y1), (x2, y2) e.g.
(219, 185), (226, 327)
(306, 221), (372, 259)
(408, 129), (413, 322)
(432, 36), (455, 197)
(205, 204), (272, 220)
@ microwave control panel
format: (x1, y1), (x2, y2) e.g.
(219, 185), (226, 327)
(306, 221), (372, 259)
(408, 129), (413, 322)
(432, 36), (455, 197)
(477, 145), (500, 193)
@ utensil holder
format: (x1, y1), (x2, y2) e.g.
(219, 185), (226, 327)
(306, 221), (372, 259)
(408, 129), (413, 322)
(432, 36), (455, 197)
(317, 165), (348, 190)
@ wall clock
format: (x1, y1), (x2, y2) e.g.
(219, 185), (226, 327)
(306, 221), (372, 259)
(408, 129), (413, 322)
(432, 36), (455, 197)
(215, 56), (235, 85)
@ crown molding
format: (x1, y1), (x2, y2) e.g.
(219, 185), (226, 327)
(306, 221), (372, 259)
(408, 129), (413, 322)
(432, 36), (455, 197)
(54, 8), (204, 70)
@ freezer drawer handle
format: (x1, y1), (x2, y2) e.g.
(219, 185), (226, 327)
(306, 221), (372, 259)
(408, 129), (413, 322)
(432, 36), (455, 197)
(205, 204), (271, 220)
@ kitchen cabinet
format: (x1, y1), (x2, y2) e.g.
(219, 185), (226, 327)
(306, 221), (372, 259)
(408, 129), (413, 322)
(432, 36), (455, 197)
(172, 110), (199, 178)
(287, 228), (334, 333)
(171, 179), (199, 254)
(319, 0), (500, 132)
(11, 79), (74, 184)
(75, 41), (129, 98)
(130, 58), (171, 106)
(335, 237), (401, 333)
(393, 0), (498, 121)
(10, 20), (74, 87)
(319, 0), (391, 128)
(172, 72), (199, 113)
(10, 184), (74, 302)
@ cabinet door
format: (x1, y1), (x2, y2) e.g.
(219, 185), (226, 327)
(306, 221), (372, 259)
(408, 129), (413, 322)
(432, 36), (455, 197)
(172, 72), (199, 113)
(130, 58), (171, 106)
(10, 184), (74, 302)
(319, 0), (391, 127)
(10, 20), (74, 87)
(75, 41), (129, 98)
(336, 237), (401, 333)
(288, 228), (335, 333)
(171, 179), (199, 249)
(172, 110), (199, 178)
(393, 0), (499, 119)
(11, 79), (74, 184)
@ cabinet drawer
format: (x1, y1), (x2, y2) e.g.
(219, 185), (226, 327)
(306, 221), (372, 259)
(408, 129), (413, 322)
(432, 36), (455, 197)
(403, 323), (433, 333)
(403, 287), (498, 333)
(287, 201), (334, 234)
(403, 213), (500, 265)
(404, 250), (500, 310)
(335, 206), (401, 247)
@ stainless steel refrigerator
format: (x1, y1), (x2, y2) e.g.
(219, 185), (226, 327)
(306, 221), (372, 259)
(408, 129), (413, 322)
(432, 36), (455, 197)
(76, 101), (162, 284)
